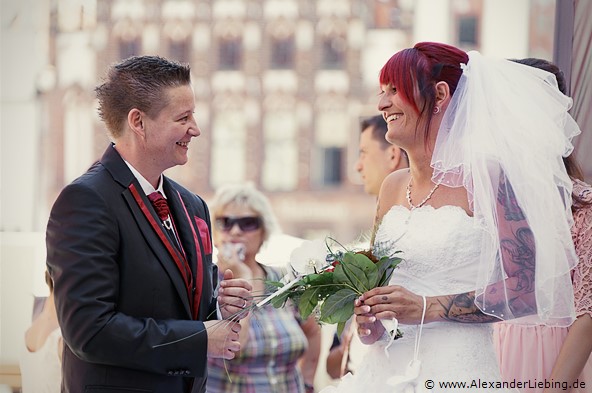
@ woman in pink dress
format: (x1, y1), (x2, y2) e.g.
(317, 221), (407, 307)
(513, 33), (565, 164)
(20, 271), (63, 393)
(493, 58), (592, 393)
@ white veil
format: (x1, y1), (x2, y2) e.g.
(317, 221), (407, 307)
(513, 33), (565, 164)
(431, 51), (580, 326)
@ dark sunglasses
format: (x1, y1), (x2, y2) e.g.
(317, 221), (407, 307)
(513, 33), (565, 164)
(215, 216), (262, 232)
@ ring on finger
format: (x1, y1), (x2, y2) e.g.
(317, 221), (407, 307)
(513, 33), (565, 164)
(242, 299), (247, 309)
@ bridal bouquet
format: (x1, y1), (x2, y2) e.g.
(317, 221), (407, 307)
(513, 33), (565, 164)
(260, 238), (403, 336)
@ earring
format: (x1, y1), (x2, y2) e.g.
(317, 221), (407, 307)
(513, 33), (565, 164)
(433, 106), (441, 114)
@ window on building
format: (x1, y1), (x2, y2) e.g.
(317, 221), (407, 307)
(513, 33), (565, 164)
(312, 111), (347, 187)
(270, 36), (295, 69)
(169, 39), (190, 64)
(321, 36), (345, 69)
(458, 16), (478, 46)
(320, 147), (343, 186)
(219, 37), (242, 70)
(210, 111), (247, 188)
(119, 38), (140, 59)
(262, 112), (298, 191)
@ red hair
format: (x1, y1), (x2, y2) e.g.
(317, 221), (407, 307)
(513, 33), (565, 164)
(379, 42), (468, 142)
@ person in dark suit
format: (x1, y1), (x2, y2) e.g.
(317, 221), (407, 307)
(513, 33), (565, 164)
(45, 55), (252, 393)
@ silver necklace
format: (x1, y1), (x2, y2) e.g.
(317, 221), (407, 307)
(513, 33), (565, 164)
(406, 177), (440, 210)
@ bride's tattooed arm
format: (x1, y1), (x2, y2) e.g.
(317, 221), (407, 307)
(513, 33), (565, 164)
(436, 292), (501, 323)
(434, 175), (537, 323)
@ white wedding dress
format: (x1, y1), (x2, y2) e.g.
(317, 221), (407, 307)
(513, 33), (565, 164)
(322, 205), (514, 393)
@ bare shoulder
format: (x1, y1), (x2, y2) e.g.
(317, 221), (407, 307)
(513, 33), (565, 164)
(377, 169), (409, 219)
(382, 168), (409, 189)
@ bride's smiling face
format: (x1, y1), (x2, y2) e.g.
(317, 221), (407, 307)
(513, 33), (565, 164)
(378, 83), (421, 149)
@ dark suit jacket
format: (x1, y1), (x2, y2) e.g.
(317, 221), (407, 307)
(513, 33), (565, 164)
(46, 145), (218, 393)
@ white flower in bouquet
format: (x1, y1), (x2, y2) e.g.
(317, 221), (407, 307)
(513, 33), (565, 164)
(289, 239), (329, 275)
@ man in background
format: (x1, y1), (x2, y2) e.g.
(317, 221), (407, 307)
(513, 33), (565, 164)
(355, 115), (408, 196)
(326, 115), (408, 379)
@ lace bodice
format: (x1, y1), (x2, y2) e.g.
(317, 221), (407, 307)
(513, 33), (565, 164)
(572, 179), (592, 318)
(374, 204), (482, 296)
(321, 204), (510, 393)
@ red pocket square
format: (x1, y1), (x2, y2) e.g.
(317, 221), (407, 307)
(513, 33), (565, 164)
(194, 217), (212, 254)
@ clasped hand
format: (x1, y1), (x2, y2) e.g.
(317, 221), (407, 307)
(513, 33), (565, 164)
(354, 285), (428, 344)
(218, 269), (252, 320)
(207, 269), (252, 359)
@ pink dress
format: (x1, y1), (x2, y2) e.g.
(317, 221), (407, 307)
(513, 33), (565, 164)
(493, 179), (592, 392)
(20, 328), (62, 393)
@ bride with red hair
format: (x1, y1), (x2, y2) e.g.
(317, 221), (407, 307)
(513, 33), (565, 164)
(323, 42), (579, 392)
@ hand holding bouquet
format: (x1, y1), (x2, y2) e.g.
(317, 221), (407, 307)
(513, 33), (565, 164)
(262, 238), (403, 336)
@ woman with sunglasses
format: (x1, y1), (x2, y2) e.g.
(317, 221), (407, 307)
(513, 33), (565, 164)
(207, 183), (321, 393)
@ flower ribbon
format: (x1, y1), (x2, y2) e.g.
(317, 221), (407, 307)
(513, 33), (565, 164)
(384, 295), (426, 392)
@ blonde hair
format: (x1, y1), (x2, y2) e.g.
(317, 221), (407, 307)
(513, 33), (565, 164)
(210, 183), (280, 245)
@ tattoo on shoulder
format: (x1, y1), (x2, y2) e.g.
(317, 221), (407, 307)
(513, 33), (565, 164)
(370, 199), (382, 246)
(500, 226), (536, 292)
(497, 176), (525, 221)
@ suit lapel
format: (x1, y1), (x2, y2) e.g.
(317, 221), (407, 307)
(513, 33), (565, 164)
(124, 185), (194, 318)
(100, 144), (203, 319)
(165, 187), (197, 274)
(164, 182), (204, 318)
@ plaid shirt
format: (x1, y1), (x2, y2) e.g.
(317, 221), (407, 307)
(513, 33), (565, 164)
(207, 266), (308, 393)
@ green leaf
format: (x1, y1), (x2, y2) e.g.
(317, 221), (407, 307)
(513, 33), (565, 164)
(334, 252), (378, 293)
(319, 288), (357, 324)
(304, 272), (334, 286)
(302, 272), (343, 301)
(336, 321), (346, 337)
(266, 280), (305, 308)
(270, 287), (298, 308)
(299, 286), (323, 320)
(265, 280), (284, 289)
(376, 256), (402, 287)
